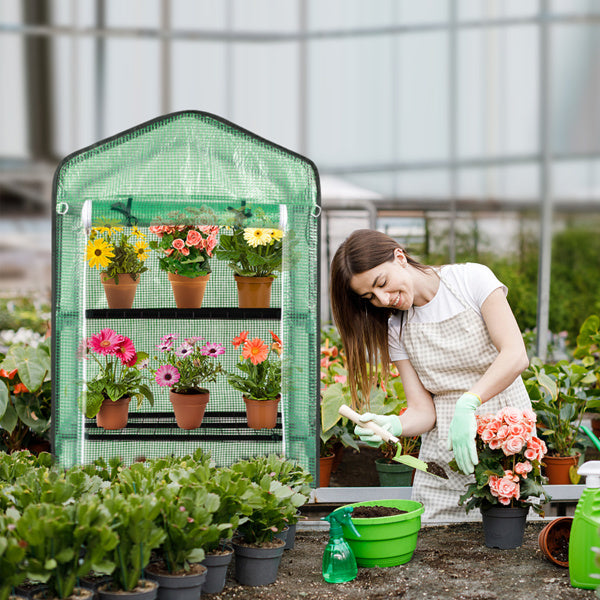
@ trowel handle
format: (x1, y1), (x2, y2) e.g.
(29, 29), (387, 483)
(338, 404), (399, 444)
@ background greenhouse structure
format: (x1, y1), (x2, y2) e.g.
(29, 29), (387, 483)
(2, 1), (600, 485)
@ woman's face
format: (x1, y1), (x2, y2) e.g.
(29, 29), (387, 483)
(349, 249), (415, 310)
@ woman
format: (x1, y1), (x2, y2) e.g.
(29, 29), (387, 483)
(330, 229), (532, 522)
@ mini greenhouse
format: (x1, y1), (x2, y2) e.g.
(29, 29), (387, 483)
(51, 111), (320, 481)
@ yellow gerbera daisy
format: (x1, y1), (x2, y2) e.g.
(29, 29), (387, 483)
(269, 229), (283, 241)
(244, 228), (272, 247)
(131, 226), (146, 239)
(86, 238), (115, 269)
(134, 240), (149, 261)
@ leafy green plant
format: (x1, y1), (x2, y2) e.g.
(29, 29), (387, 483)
(523, 358), (600, 457)
(0, 508), (27, 600)
(0, 338), (51, 452)
(101, 491), (166, 592)
(15, 498), (118, 599)
(153, 481), (227, 573)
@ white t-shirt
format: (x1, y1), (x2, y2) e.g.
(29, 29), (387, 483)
(388, 263), (507, 362)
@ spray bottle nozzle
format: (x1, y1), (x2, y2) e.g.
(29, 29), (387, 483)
(322, 506), (361, 538)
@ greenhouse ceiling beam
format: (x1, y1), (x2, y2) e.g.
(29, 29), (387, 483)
(3, 13), (600, 43)
(318, 149), (600, 176)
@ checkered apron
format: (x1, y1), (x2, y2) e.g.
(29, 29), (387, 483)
(402, 274), (532, 522)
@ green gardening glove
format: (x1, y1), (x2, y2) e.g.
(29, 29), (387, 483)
(354, 413), (403, 448)
(447, 392), (481, 475)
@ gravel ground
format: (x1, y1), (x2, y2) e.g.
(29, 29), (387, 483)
(208, 521), (597, 600)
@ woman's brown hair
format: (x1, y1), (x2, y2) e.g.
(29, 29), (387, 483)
(329, 229), (427, 408)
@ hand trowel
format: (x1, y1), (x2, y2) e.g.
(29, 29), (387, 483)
(338, 404), (448, 480)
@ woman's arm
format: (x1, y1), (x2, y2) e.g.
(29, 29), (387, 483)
(395, 359), (437, 436)
(468, 287), (529, 403)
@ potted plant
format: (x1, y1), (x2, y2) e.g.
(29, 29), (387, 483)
(214, 203), (288, 308)
(144, 482), (227, 600)
(150, 333), (225, 429)
(86, 224), (149, 309)
(78, 328), (154, 430)
(228, 462), (306, 587)
(523, 357), (600, 483)
(14, 498), (118, 600)
(0, 508), (27, 600)
(449, 406), (550, 549)
(229, 454), (311, 549)
(227, 330), (282, 429)
(98, 491), (165, 599)
(148, 206), (219, 309)
(574, 314), (600, 435)
(0, 339), (52, 453)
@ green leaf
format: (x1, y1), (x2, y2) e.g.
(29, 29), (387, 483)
(0, 380), (8, 419)
(320, 384), (346, 432)
(0, 404), (18, 433)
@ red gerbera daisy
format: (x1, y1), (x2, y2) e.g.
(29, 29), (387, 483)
(270, 330), (282, 346)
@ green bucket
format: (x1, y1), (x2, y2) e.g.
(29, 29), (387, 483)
(335, 499), (424, 568)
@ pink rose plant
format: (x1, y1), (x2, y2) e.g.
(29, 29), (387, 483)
(451, 406), (549, 515)
(148, 207), (220, 278)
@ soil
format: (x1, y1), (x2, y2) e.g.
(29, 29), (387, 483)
(351, 505), (405, 518)
(208, 521), (596, 600)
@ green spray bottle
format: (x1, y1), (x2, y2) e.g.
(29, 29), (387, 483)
(569, 460), (600, 589)
(322, 506), (361, 583)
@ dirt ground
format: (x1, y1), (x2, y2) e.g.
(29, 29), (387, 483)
(209, 521), (596, 600)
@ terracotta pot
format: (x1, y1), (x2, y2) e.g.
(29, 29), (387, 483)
(243, 395), (280, 429)
(542, 453), (581, 485)
(234, 275), (274, 308)
(169, 390), (210, 429)
(319, 453), (335, 487)
(167, 273), (210, 308)
(96, 397), (131, 430)
(538, 516), (572, 567)
(101, 273), (140, 309)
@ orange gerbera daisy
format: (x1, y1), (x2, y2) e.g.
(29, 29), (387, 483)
(242, 338), (269, 365)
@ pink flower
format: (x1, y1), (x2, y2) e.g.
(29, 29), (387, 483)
(480, 427), (496, 444)
(186, 230), (202, 246)
(175, 343), (194, 357)
(204, 234), (218, 257)
(496, 424), (510, 440)
(180, 247), (190, 256)
(502, 435), (526, 456)
(164, 248), (174, 256)
(524, 436), (547, 461)
(515, 461), (533, 478)
(201, 343), (225, 357)
(155, 364), (180, 387)
(115, 337), (137, 366)
(172, 238), (185, 251)
(89, 329), (123, 355)
(500, 406), (523, 425)
(334, 375), (347, 384)
(490, 473), (520, 502)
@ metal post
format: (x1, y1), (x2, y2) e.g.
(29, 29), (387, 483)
(535, 1), (552, 359)
(448, 0), (458, 263)
(160, 0), (171, 114)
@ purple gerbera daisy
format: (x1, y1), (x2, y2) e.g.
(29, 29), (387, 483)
(201, 343), (225, 357)
(155, 364), (180, 387)
(157, 341), (173, 352)
(175, 342), (194, 357)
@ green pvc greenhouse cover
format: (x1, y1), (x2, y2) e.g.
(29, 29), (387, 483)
(52, 111), (321, 483)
